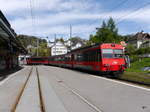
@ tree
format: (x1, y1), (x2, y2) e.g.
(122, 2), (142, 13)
(122, 34), (133, 42)
(17, 35), (49, 56)
(69, 37), (83, 42)
(125, 44), (136, 55)
(56, 38), (64, 43)
(135, 47), (150, 55)
(89, 17), (122, 44)
(38, 42), (50, 57)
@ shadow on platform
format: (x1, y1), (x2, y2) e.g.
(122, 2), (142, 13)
(0, 66), (23, 81)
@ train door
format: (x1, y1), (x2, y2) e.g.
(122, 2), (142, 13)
(71, 54), (74, 68)
(93, 49), (100, 71)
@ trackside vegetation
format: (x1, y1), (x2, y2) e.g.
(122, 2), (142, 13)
(120, 58), (150, 85)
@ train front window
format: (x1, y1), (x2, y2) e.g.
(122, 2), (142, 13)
(102, 49), (124, 58)
(114, 49), (123, 58)
(102, 49), (113, 58)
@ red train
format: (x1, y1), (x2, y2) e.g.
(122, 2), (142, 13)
(26, 57), (48, 65)
(27, 43), (127, 77)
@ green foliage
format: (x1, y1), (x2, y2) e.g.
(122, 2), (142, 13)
(125, 44), (137, 55)
(122, 34), (133, 41)
(89, 17), (122, 44)
(69, 36), (84, 42)
(125, 44), (150, 62)
(135, 47), (150, 55)
(120, 71), (150, 84)
(17, 35), (47, 48)
(56, 38), (65, 43)
(126, 58), (150, 73)
(17, 35), (50, 56)
(38, 42), (50, 57)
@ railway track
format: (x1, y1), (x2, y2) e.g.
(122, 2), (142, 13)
(3, 65), (148, 112)
(10, 66), (68, 112)
(11, 66), (45, 112)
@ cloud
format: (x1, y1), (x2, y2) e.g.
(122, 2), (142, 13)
(0, 0), (28, 12)
(1, 0), (150, 40)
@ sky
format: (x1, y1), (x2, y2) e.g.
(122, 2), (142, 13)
(1, 0), (150, 41)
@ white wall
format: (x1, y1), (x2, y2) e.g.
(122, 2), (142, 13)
(137, 40), (143, 49)
(51, 41), (67, 56)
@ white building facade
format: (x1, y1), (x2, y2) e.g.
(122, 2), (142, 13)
(51, 41), (68, 56)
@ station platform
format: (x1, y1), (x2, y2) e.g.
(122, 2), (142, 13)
(0, 66), (68, 112)
(0, 65), (150, 112)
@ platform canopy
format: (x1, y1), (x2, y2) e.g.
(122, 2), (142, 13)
(0, 10), (27, 55)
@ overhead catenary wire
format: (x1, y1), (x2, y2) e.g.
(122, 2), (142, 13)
(109, 0), (130, 13)
(88, 0), (131, 26)
(116, 1), (150, 24)
(87, 0), (150, 36)
(30, 0), (35, 34)
(29, 0), (39, 56)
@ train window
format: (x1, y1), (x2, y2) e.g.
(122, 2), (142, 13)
(102, 49), (113, 54)
(114, 49), (124, 58)
(102, 49), (113, 58)
(81, 49), (101, 62)
(77, 53), (83, 62)
(103, 54), (113, 58)
(93, 51), (96, 62)
(65, 56), (67, 61)
(98, 49), (101, 61)
(74, 54), (77, 61)
(114, 49), (123, 54)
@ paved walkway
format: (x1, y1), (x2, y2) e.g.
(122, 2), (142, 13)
(0, 65), (149, 112)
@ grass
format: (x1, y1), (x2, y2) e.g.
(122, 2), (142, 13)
(126, 58), (150, 73)
(120, 72), (150, 85)
(120, 58), (150, 85)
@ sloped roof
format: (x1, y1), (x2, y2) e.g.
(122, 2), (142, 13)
(50, 41), (67, 48)
(129, 32), (150, 41)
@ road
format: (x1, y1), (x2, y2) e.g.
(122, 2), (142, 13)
(0, 65), (149, 112)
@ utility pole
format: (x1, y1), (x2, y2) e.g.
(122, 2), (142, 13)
(70, 24), (72, 39)
(54, 34), (56, 56)
(37, 38), (39, 56)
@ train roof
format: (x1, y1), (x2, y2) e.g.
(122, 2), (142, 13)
(70, 43), (101, 53)
(69, 43), (122, 53)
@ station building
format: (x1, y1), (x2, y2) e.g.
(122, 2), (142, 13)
(0, 10), (27, 70)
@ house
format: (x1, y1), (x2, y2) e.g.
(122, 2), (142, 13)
(127, 31), (150, 49)
(71, 42), (83, 50)
(65, 37), (86, 50)
(48, 37), (86, 55)
(51, 41), (67, 56)
(64, 40), (72, 46)
(27, 45), (35, 55)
